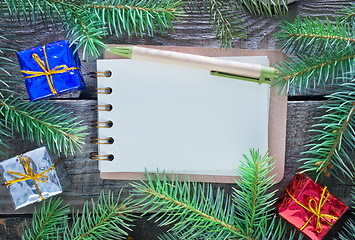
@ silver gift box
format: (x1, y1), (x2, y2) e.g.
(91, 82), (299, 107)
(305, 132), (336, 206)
(0, 147), (62, 210)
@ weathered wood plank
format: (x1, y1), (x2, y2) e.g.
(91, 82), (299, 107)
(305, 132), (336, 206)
(0, 216), (28, 240)
(0, 210), (354, 240)
(0, 1), (353, 239)
(1, 0), (350, 98)
(0, 100), (352, 215)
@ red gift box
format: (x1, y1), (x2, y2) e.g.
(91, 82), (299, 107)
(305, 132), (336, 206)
(276, 172), (348, 240)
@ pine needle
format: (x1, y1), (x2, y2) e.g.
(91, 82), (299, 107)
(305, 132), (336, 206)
(186, 0), (246, 49)
(273, 5), (355, 95)
(338, 2), (355, 24)
(232, 149), (277, 237)
(1, 0), (184, 58)
(21, 197), (69, 240)
(273, 48), (354, 94)
(275, 16), (354, 55)
(299, 77), (355, 180)
(236, 0), (288, 17)
(336, 186), (355, 240)
(133, 149), (303, 240)
(132, 170), (245, 239)
(0, 96), (87, 156)
(62, 190), (137, 240)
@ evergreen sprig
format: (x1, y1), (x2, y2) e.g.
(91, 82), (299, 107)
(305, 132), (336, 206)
(21, 197), (69, 240)
(0, 30), (16, 155)
(1, 0), (183, 58)
(186, 0), (288, 49)
(62, 190), (136, 240)
(337, 219), (355, 240)
(133, 149), (302, 239)
(236, 0), (288, 17)
(133, 170), (240, 239)
(0, 96), (87, 156)
(232, 150), (277, 238)
(87, 0), (183, 38)
(299, 78), (355, 180)
(0, 27), (18, 98)
(273, 48), (354, 94)
(21, 191), (137, 240)
(273, 6), (355, 94)
(275, 16), (354, 55)
(339, 2), (355, 23)
(337, 187), (355, 240)
(187, 0), (246, 49)
(62, 4), (107, 58)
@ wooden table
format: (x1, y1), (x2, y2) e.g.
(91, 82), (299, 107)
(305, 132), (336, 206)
(0, 0), (353, 239)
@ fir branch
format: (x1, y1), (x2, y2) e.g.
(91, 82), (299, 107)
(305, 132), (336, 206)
(300, 78), (355, 180)
(62, 190), (137, 240)
(232, 149), (277, 236)
(86, 0), (183, 38)
(275, 16), (355, 55)
(273, 48), (355, 94)
(0, 120), (13, 155)
(337, 219), (355, 240)
(21, 197), (69, 240)
(187, 0), (246, 49)
(337, 187), (355, 240)
(338, 2), (355, 23)
(133, 149), (294, 240)
(255, 216), (304, 240)
(236, 0), (288, 17)
(132, 170), (246, 239)
(1, 0), (183, 58)
(0, 30), (21, 154)
(62, 4), (107, 59)
(209, 0), (245, 48)
(0, 0), (61, 25)
(0, 97), (87, 156)
(0, 29), (19, 98)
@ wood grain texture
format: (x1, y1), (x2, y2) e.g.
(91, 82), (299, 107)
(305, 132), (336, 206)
(0, 216), (28, 240)
(0, 0), (353, 239)
(0, 100), (352, 215)
(0, 210), (353, 240)
(1, 0), (351, 98)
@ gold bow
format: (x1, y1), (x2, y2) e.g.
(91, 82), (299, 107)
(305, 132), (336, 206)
(5, 154), (61, 200)
(286, 186), (338, 233)
(21, 44), (79, 95)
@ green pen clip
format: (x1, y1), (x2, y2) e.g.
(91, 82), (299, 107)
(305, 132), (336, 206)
(211, 66), (279, 85)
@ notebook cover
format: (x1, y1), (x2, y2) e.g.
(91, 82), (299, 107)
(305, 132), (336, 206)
(99, 46), (287, 183)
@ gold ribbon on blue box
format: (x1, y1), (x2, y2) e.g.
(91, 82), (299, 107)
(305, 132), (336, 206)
(17, 40), (86, 101)
(0, 147), (62, 210)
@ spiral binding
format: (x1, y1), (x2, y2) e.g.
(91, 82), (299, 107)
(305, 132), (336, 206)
(92, 104), (113, 111)
(91, 137), (114, 144)
(96, 87), (112, 94)
(90, 70), (114, 161)
(89, 152), (114, 161)
(90, 70), (112, 78)
(91, 120), (113, 128)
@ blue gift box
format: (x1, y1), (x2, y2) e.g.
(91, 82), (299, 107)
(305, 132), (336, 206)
(17, 40), (86, 101)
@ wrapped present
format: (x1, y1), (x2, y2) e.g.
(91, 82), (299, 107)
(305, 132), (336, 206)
(276, 172), (348, 240)
(17, 40), (86, 101)
(0, 147), (62, 210)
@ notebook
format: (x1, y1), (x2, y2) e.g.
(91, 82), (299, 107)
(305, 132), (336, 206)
(93, 46), (287, 183)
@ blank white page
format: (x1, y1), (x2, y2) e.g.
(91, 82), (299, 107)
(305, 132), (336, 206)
(97, 56), (270, 176)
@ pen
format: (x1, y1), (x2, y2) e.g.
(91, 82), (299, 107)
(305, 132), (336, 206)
(108, 46), (278, 84)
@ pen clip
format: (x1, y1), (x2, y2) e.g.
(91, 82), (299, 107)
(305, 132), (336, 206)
(210, 66), (278, 85)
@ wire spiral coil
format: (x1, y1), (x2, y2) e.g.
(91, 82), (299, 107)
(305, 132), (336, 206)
(90, 70), (114, 161)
